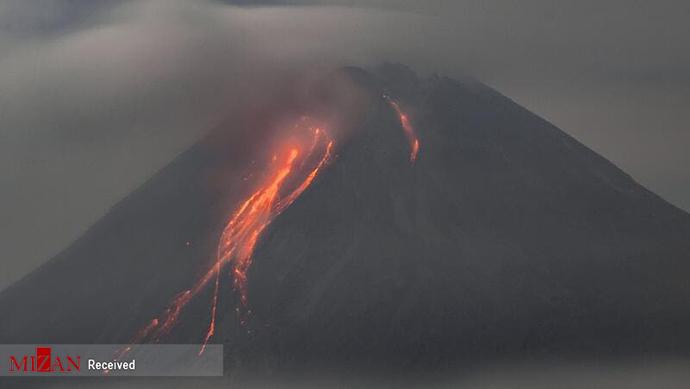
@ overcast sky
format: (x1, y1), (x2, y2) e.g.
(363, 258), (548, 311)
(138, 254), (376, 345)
(1, 0), (689, 291)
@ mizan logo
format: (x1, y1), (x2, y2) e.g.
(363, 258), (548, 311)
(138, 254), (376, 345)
(8, 347), (81, 373)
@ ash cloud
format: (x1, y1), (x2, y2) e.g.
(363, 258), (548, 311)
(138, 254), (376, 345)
(0, 0), (396, 290)
(1, 0), (689, 291)
(0, 0), (441, 291)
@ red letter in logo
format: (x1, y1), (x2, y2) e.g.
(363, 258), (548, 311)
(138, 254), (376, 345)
(67, 356), (81, 371)
(36, 347), (52, 372)
(8, 356), (28, 372)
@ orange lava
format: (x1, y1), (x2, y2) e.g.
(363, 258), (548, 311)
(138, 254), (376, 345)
(123, 119), (335, 356)
(385, 96), (420, 163)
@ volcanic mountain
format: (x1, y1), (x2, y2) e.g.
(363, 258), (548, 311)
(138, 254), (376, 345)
(1, 64), (689, 379)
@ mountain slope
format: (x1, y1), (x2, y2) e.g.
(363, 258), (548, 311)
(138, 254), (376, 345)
(1, 65), (689, 375)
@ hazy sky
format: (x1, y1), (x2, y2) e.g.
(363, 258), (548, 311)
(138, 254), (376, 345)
(1, 0), (688, 291)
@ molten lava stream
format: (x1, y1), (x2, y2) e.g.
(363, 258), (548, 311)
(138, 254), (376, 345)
(385, 95), (420, 163)
(122, 121), (335, 356)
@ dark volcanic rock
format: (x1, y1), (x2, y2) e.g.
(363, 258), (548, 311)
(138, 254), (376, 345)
(1, 65), (689, 376)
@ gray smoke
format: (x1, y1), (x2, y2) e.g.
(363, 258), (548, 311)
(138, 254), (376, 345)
(1, 0), (688, 293)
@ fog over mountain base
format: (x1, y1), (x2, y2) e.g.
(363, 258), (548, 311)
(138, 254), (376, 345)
(8, 359), (690, 388)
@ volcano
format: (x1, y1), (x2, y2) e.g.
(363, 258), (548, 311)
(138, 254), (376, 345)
(1, 64), (690, 379)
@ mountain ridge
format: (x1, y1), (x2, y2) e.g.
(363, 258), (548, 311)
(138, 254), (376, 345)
(1, 65), (689, 375)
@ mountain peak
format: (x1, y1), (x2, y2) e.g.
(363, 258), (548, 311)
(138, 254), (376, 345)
(1, 66), (689, 376)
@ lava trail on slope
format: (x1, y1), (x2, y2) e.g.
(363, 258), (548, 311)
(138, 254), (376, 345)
(384, 94), (420, 163)
(122, 118), (335, 354)
(122, 94), (418, 355)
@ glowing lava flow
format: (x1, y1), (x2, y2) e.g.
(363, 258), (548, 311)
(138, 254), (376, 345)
(121, 98), (417, 358)
(385, 95), (420, 163)
(123, 121), (334, 356)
